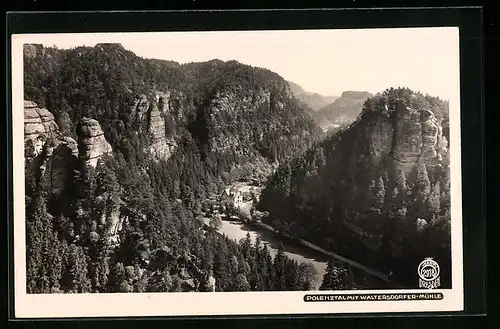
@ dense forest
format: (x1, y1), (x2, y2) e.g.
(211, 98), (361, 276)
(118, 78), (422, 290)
(257, 87), (452, 289)
(24, 43), (451, 294)
(24, 43), (358, 294)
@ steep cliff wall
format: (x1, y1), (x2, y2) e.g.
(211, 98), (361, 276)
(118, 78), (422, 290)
(131, 95), (150, 125)
(328, 99), (449, 218)
(24, 100), (60, 160)
(77, 117), (113, 167)
(347, 100), (448, 174)
(24, 100), (80, 195)
(147, 101), (177, 159)
(198, 84), (320, 163)
(130, 93), (178, 160)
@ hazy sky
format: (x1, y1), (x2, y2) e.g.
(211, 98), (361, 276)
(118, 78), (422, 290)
(18, 27), (459, 104)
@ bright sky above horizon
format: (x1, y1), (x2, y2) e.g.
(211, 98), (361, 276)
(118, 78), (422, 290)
(18, 27), (460, 106)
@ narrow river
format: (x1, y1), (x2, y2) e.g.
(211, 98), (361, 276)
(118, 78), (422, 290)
(204, 180), (330, 291)
(215, 218), (329, 290)
(203, 181), (394, 290)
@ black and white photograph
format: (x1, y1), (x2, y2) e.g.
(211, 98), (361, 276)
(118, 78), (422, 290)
(11, 26), (464, 317)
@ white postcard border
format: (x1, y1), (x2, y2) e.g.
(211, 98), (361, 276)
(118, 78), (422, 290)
(11, 28), (464, 318)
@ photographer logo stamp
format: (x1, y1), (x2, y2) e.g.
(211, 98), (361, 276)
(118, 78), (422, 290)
(418, 257), (441, 289)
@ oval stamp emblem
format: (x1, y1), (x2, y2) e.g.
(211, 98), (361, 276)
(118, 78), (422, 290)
(418, 257), (441, 289)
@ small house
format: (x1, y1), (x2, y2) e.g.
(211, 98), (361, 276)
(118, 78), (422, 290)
(221, 187), (243, 207)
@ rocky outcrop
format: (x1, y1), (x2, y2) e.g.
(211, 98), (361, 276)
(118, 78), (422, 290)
(77, 117), (113, 167)
(129, 93), (178, 160)
(366, 100), (448, 173)
(99, 206), (124, 246)
(24, 100), (60, 160)
(44, 137), (79, 195)
(24, 100), (80, 195)
(326, 97), (450, 227)
(147, 103), (176, 159)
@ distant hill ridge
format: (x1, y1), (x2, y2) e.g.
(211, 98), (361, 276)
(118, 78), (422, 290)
(287, 81), (339, 111)
(313, 90), (373, 131)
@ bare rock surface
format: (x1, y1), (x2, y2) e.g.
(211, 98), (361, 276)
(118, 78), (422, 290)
(77, 117), (113, 167)
(24, 100), (60, 159)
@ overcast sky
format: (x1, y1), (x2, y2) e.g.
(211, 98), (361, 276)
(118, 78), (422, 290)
(18, 27), (460, 105)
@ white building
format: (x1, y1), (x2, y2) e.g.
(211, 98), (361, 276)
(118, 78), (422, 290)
(222, 187), (243, 207)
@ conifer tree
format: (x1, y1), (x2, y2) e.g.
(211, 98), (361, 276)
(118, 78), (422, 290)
(107, 262), (127, 293)
(273, 242), (287, 290)
(234, 273), (251, 291)
(61, 243), (91, 293)
(319, 259), (351, 291)
(261, 243), (274, 290)
(298, 262), (317, 291)
(415, 164), (432, 214)
(426, 181), (441, 216)
(26, 180), (64, 293)
(284, 259), (300, 290)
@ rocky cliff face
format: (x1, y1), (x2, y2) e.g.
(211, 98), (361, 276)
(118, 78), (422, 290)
(24, 101), (127, 241)
(25, 101), (114, 171)
(147, 100), (177, 159)
(364, 101), (448, 173)
(43, 137), (79, 195)
(130, 93), (178, 160)
(327, 97), (449, 227)
(76, 117), (113, 167)
(24, 100), (60, 160)
(24, 101), (79, 195)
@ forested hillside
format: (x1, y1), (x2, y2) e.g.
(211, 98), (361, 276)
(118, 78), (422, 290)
(23, 43), (324, 293)
(257, 87), (452, 288)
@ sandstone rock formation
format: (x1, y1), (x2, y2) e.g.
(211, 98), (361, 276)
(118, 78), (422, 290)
(365, 100), (448, 173)
(44, 137), (79, 195)
(77, 117), (113, 167)
(24, 100), (81, 195)
(129, 93), (178, 160)
(147, 103), (176, 159)
(24, 100), (60, 160)
(330, 98), (449, 219)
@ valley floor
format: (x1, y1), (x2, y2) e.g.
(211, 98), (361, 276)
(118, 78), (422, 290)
(203, 180), (397, 290)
